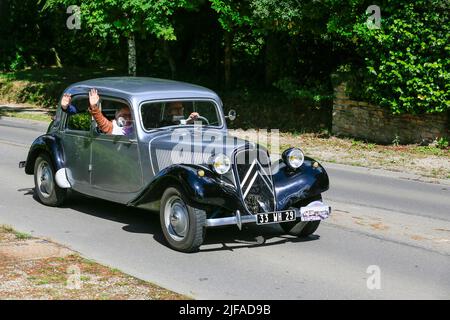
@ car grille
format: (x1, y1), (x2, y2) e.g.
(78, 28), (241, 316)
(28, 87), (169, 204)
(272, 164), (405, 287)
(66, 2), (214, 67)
(233, 148), (276, 214)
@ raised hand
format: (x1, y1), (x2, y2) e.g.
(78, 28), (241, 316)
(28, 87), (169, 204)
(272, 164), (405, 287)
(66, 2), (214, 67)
(61, 93), (71, 110)
(89, 88), (100, 108)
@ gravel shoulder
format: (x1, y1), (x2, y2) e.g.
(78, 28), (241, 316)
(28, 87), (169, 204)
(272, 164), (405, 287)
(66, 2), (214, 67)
(230, 129), (450, 181)
(0, 225), (189, 300)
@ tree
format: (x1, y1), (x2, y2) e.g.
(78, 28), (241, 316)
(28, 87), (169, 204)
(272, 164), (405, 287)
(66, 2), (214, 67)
(43, 0), (190, 76)
(250, 0), (336, 97)
(209, 0), (252, 88)
(250, 0), (303, 86)
(0, 0), (59, 70)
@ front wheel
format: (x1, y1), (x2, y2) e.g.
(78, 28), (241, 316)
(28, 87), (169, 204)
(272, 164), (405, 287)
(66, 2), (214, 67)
(280, 195), (322, 237)
(160, 187), (206, 253)
(33, 153), (66, 206)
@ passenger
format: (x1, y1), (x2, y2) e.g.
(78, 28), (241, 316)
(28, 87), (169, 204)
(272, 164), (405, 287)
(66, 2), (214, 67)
(60, 89), (133, 136)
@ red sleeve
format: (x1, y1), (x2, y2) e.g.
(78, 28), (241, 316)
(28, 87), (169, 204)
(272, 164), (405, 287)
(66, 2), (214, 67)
(89, 106), (113, 134)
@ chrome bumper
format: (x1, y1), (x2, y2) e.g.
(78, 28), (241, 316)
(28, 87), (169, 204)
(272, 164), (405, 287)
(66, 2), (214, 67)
(205, 203), (331, 230)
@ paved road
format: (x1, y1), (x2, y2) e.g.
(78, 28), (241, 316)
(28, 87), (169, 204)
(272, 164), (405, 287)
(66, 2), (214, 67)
(326, 165), (450, 222)
(0, 118), (449, 299)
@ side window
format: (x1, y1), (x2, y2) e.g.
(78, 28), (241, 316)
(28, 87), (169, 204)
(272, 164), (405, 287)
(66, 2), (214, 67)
(99, 98), (134, 136)
(66, 97), (91, 132)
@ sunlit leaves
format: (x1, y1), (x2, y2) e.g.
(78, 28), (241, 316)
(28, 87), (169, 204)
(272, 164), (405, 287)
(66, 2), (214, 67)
(43, 0), (187, 40)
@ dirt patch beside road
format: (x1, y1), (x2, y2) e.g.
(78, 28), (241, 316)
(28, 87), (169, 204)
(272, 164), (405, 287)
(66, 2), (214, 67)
(0, 225), (188, 300)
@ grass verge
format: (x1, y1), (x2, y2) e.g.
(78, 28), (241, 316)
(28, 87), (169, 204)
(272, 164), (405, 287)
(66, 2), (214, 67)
(0, 109), (52, 123)
(0, 225), (189, 300)
(0, 66), (123, 108)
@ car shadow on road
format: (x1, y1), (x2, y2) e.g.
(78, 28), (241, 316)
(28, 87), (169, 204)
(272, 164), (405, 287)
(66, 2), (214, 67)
(18, 188), (34, 196)
(199, 228), (320, 252)
(21, 188), (321, 252)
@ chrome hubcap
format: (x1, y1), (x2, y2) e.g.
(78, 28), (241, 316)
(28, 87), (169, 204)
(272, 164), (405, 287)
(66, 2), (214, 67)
(36, 161), (54, 198)
(164, 195), (189, 241)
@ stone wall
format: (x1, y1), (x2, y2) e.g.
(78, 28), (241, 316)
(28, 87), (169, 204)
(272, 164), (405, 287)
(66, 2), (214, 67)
(332, 83), (449, 144)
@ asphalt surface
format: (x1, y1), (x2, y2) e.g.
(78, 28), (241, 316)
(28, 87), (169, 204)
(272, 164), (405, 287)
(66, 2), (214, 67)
(0, 117), (449, 299)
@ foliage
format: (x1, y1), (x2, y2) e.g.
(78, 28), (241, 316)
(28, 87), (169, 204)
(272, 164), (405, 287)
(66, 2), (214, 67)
(273, 77), (333, 106)
(250, 0), (326, 35)
(43, 0), (189, 41)
(210, 0), (252, 31)
(67, 112), (91, 131)
(0, 0), (449, 119)
(436, 137), (449, 150)
(0, 66), (122, 108)
(0, 0), (50, 70)
(223, 88), (331, 132)
(328, 0), (450, 114)
(9, 52), (27, 72)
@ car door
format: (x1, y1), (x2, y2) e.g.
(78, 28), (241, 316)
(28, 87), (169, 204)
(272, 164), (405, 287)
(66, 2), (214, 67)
(90, 96), (143, 203)
(61, 94), (93, 194)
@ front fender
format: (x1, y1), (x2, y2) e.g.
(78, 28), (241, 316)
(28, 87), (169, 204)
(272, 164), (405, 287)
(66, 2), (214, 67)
(25, 134), (65, 174)
(128, 164), (245, 212)
(273, 157), (329, 210)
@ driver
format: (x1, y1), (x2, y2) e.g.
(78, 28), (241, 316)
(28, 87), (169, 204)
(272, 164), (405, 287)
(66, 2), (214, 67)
(162, 101), (200, 126)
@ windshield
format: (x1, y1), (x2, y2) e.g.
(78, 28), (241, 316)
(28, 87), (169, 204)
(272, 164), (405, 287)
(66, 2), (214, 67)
(140, 100), (222, 130)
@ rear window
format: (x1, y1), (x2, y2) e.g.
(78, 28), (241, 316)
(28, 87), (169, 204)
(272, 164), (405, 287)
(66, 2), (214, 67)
(66, 97), (91, 131)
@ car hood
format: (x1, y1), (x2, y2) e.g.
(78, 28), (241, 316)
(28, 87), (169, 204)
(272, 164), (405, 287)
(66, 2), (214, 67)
(148, 128), (258, 172)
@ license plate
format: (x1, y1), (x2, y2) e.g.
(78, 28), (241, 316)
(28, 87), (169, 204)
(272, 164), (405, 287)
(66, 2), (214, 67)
(300, 205), (330, 222)
(256, 210), (296, 225)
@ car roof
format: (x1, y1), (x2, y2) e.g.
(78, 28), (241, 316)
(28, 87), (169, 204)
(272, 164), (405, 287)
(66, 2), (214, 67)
(66, 77), (220, 102)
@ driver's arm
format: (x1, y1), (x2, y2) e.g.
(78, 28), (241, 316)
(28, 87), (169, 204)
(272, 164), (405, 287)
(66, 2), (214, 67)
(186, 112), (200, 124)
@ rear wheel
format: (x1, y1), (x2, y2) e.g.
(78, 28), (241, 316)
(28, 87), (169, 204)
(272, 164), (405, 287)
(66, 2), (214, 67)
(33, 153), (66, 206)
(160, 187), (206, 253)
(280, 195), (322, 237)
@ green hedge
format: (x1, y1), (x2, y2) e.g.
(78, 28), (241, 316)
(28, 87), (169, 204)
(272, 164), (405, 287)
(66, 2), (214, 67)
(341, 1), (449, 114)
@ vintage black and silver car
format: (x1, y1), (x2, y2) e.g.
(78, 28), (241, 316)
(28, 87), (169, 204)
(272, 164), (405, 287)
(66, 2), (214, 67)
(20, 77), (331, 252)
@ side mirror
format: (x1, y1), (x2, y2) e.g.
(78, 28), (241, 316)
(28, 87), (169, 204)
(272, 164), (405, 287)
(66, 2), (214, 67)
(225, 109), (236, 121)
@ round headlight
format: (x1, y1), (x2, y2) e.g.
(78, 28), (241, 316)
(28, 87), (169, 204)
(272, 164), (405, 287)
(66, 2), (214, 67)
(210, 154), (231, 175)
(283, 148), (304, 169)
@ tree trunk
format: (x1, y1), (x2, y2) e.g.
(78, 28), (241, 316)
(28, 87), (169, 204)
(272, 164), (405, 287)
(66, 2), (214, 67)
(214, 34), (221, 87)
(128, 34), (137, 76)
(265, 33), (278, 87)
(51, 48), (62, 68)
(224, 31), (232, 89)
(163, 40), (177, 79)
